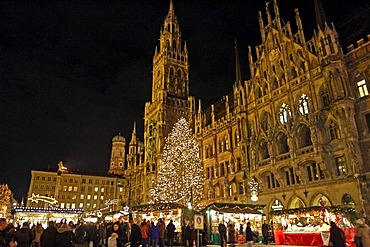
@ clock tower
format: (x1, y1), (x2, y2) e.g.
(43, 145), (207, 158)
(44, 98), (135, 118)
(143, 0), (195, 202)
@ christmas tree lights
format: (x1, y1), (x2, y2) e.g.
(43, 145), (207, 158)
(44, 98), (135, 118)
(151, 117), (204, 208)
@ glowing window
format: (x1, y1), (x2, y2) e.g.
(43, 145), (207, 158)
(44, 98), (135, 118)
(357, 79), (369, 97)
(299, 94), (309, 115)
(279, 103), (291, 124)
(335, 156), (347, 176)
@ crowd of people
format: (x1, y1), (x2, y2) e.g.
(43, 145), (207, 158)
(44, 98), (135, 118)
(218, 221), (260, 247)
(0, 217), (200, 247)
(1, 216), (369, 247)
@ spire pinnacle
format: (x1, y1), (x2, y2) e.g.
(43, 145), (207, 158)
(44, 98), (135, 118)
(235, 39), (242, 85)
(130, 121), (137, 145)
(198, 99), (202, 114)
(314, 0), (328, 30)
(167, 0), (175, 19)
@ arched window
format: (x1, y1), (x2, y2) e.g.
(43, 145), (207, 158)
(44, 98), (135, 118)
(177, 69), (182, 78)
(321, 88), (330, 107)
(341, 194), (355, 207)
(306, 162), (325, 181)
(267, 172), (280, 189)
(279, 103), (291, 124)
(297, 125), (312, 148)
(299, 94), (309, 115)
(277, 132), (289, 154)
(329, 120), (340, 140)
(261, 112), (270, 132)
(327, 36), (335, 54)
(260, 140), (270, 160)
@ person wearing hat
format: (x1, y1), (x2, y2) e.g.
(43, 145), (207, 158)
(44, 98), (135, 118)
(355, 218), (370, 247)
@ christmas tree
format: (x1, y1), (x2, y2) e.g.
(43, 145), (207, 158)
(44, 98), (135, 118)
(151, 117), (204, 207)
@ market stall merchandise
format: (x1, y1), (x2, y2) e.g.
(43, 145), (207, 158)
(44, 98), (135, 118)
(202, 203), (265, 245)
(270, 205), (357, 247)
(131, 203), (187, 244)
(13, 207), (83, 228)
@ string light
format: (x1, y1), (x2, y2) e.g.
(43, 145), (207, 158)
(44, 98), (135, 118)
(150, 117), (204, 208)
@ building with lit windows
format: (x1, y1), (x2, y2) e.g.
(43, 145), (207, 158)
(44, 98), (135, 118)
(26, 159), (124, 212)
(25, 0), (370, 219)
(120, 0), (370, 218)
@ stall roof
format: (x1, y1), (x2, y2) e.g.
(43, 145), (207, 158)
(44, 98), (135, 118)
(202, 203), (265, 214)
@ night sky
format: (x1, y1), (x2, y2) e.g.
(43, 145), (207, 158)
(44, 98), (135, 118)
(0, 1), (367, 199)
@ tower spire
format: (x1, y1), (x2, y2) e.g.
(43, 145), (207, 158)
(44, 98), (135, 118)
(167, 0), (175, 19)
(130, 121), (137, 145)
(314, 0), (328, 30)
(235, 39), (242, 86)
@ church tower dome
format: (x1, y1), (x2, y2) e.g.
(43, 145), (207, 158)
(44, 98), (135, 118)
(108, 133), (126, 175)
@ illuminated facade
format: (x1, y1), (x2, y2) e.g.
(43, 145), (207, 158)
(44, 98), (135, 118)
(26, 161), (125, 212)
(121, 0), (370, 217)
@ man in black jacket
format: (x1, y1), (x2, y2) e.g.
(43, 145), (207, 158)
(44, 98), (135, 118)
(130, 220), (141, 247)
(15, 222), (33, 247)
(0, 218), (16, 247)
(218, 222), (226, 247)
(261, 221), (269, 245)
(166, 220), (176, 247)
(40, 221), (57, 247)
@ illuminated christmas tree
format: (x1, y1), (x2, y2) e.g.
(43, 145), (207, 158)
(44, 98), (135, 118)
(151, 117), (204, 207)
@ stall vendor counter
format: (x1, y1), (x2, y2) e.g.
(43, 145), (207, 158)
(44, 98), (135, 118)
(274, 228), (356, 247)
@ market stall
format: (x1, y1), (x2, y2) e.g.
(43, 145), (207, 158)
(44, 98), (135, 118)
(270, 205), (357, 247)
(202, 203), (265, 245)
(13, 207), (83, 228)
(131, 203), (187, 244)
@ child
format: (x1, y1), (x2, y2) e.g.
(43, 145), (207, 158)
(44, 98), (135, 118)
(108, 232), (119, 247)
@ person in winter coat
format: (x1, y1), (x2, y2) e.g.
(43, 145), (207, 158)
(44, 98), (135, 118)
(88, 223), (101, 247)
(55, 222), (75, 247)
(329, 221), (346, 247)
(107, 222), (126, 247)
(261, 221), (269, 245)
(158, 219), (166, 247)
(141, 221), (150, 247)
(245, 222), (257, 247)
(32, 223), (43, 247)
(0, 218), (17, 247)
(166, 220), (176, 247)
(184, 222), (192, 247)
(228, 224), (236, 247)
(15, 222), (34, 247)
(108, 232), (118, 247)
(355, 218), (370, 247)
(149, 222), (159, 247)
(40, 221), (57, 247)
(218, 222), (226, 247)
(130, 221), (141, 247)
